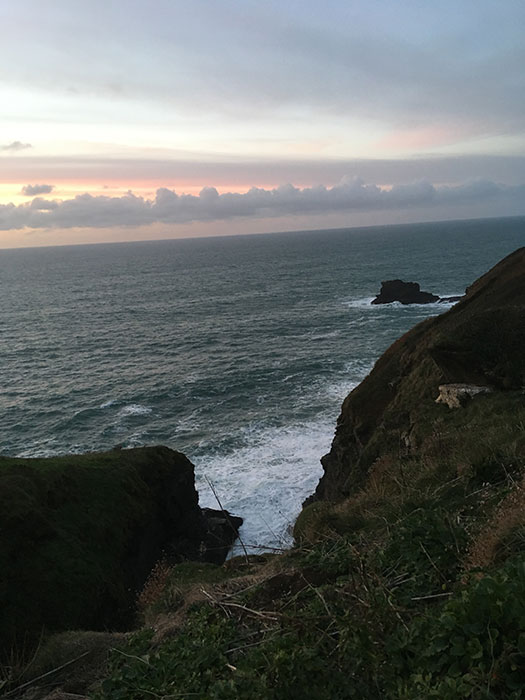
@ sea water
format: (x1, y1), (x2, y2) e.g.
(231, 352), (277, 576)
(1, 216), (523, 551)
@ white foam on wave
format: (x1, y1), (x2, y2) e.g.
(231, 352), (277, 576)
(194, 415), (335, 555)
(123, 431), (148, 448)
(174, 409), (203, 433)
(324, 378), (360, 401)
(343, 294), (462, 311)
(191, 364), (375, 556)
(436, 293), (463, 306)
(118, 404), (152, 417)
(343, 297), (376, 309)
(100, 399), (116, 409)
(310, 330), (342, 340)
(16, 440), (86, 458)
(281, 374), (297, 383)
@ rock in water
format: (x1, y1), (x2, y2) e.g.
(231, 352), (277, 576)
(202, 508), (244, 564)
(371, 279), (440, 305)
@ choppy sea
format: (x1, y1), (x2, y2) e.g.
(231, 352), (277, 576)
(1, 216), (523, 552)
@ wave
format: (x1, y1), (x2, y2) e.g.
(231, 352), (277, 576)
(343, 297), (376, 308)
(310, 330), (342, 340)
(194, 415), (333, 554)
(343, 294), (463, 309)
(118, 404), (153, 417)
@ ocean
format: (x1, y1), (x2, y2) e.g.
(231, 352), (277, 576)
(1, 216), (523, 552)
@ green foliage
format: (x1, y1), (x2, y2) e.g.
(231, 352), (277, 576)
(392, 557), (525, 698)
(93, 599), (386, 700)
(293, 501), (336, 544)
(93, 612), (240, 700)
(94, 554), (525, 699)
(377, 506), (467, 601)
(88, 387), (525, 699)
(469, 451), (522, 488)
(300, 536), (362, 579)
(91, 447), (525, 700)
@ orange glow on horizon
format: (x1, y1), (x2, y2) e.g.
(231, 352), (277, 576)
(0, 179), (331, 207)
(373, 125), (470, 153)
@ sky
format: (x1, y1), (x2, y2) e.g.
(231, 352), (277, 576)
(1, 0), (524, 248)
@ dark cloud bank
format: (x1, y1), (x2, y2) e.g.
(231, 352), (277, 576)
(21, 184), (54, 196)
(1, 177), (524, 231)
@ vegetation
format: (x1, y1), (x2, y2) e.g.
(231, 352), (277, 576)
(3, 248), (525, 698)
(85, 391), (525, 700)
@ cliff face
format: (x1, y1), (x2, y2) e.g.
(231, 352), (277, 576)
(0, 446), (240, 654)
(313, 247), (525, 502)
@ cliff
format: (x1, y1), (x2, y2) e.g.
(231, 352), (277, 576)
(314, 246), (525, 502)
(5, 250), (525, 700)
(0, 446), (241, 655)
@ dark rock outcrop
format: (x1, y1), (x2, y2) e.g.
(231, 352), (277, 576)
(313, 247), (525, 503)
(372, 279), (440, 305)
(0, 446), (241, 654)
(202, 508), (244, 564)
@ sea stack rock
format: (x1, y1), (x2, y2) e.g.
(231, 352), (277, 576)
(372, 279), (440, 305)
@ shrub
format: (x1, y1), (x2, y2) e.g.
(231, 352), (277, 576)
(392, 557), (525, 698)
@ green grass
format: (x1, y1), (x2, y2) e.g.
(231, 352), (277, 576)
(89, 388), (525, 699)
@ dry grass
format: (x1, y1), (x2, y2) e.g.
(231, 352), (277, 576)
(0, 631), (126, 700)
(136, 559), (172, 614)
(143, 556), (281, 643)
(466, 477), (525, 570)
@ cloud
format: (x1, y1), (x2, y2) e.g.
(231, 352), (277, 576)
(6, 154), (525, 190)
(0, 178), (523, 231)
(1, 141), (32, 152)
(3, 3), (525, 145)
(21, 184), (54, 196)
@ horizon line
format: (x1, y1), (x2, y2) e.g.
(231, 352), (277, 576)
(1, 212), (524, 253)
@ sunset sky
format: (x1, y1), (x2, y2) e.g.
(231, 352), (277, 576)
(1, 0), (524, 247)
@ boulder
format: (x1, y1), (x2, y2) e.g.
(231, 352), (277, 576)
(202, 508), (244, 564)
(435, 383), (493, 408)
(371, 279), (440, 305)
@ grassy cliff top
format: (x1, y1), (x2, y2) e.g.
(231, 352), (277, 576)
(0, 446), (201, 662)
